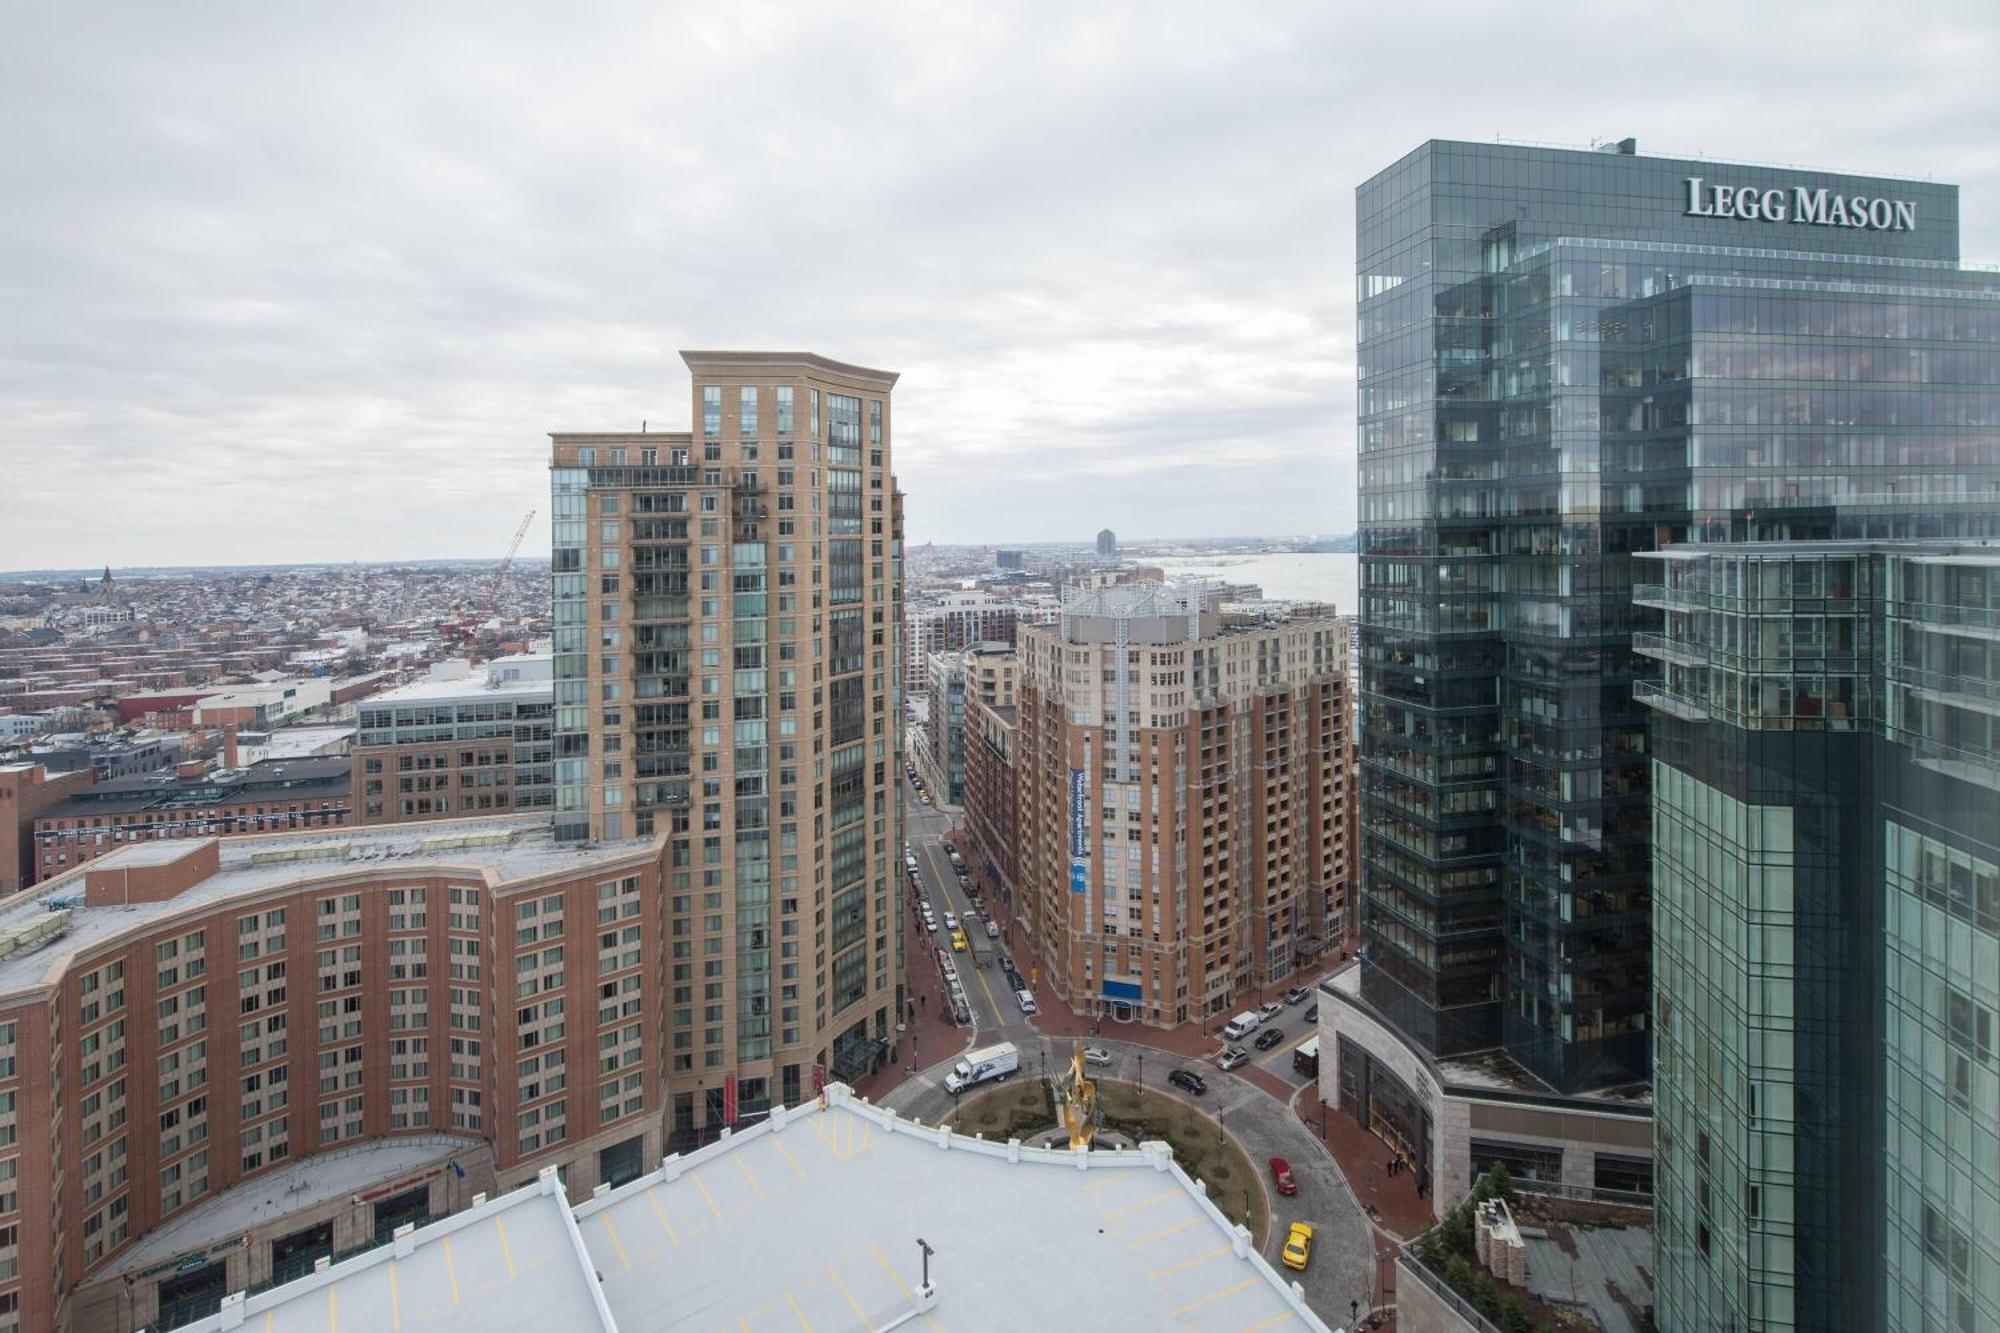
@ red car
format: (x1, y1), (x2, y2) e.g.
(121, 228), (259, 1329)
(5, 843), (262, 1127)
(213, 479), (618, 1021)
(1269, 1157), (1297, 1196)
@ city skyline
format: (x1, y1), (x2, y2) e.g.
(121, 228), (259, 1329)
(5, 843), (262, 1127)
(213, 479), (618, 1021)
(6, 3), (2000, 567)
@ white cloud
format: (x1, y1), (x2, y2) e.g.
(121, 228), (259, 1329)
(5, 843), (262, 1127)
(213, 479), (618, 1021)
(1, 0), (1996, 565)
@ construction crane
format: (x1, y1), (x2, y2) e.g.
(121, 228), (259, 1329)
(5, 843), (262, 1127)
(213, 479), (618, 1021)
(445, 509), (535, 656)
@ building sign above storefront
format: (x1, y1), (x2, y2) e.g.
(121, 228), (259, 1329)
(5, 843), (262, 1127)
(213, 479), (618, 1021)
(1684, 177), (1917, 232)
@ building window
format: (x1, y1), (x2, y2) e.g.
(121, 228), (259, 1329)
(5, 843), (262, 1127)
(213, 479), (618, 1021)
(702, 385), (721, 437)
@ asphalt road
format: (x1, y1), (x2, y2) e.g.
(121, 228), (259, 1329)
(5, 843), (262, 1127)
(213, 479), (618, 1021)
(891, 785), (1370, 1327)
(881, 1032), (1372, 1325)
(903, 787), (1025, 1039)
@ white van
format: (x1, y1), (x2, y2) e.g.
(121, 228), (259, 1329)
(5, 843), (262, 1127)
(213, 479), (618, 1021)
(1016, 989), (1038, 1016)
(1220, 1011), (1261, 1041)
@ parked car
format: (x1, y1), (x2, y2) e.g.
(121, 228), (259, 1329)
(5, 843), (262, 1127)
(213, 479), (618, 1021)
(1167, 1069), (1208, 1095)
(1216, 1047), (1249, 1071)
(1283, 987), (1310, 1006)
(1015, 989), (1037, 1015)
(943, 912), (958, 930)
(1269, 1157), (1297, 1196)
(1257, 1001), (1284, 1022)
(1302, 1004), (1318, 1024)
(1082, 1046), (1111, 1068)
(1281, 1221), (1314, 1271)
(1254, 1027), (1285, 1052)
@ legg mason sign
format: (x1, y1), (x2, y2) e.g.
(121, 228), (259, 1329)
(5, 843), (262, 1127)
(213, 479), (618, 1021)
(1685, 177), (1917, 232)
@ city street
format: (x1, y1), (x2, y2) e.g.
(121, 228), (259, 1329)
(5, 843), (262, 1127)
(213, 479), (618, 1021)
(881, 787), (1379, 1327)
(880, 1031), (1373, 1323)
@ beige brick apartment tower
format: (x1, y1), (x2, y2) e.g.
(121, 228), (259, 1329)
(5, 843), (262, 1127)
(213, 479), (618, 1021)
(549, 351), (905, 1136)
(1013, 586), (1352, 1027)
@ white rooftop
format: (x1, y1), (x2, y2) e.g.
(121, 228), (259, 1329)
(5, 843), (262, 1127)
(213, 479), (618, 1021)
(0, 816), (656, 994)
(239, 724), (354, 763)
(364, 655), (554, 707)
(179, 1167), (615, 1333)
(180, 1088), (1333, 1332)
(576, 1087), (1331, 1332)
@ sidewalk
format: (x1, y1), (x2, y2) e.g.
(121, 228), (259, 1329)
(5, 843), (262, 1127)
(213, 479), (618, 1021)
(851, 891), (976, 1103)
(1291, 1083), (1433, 1241)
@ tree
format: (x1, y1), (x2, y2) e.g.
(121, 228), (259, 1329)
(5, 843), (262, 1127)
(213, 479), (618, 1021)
(1486, 1162), (1515, 1203)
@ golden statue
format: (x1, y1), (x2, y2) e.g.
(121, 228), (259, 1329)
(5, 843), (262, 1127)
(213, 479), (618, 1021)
(1055, 1039), (1099, 1150)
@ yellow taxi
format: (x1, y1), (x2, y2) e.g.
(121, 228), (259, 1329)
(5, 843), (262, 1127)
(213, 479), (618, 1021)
(950, 929), (968, 952)
(1281, 1221), (1314, 1271)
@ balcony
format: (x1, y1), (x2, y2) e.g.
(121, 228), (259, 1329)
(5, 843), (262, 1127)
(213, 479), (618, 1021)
(1631, 680), (1708, 721)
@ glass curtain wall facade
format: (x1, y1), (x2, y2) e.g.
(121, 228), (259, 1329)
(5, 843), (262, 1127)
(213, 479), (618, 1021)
(1356, 140), (2000, 1093)
(1639, 544), (2000, 1333)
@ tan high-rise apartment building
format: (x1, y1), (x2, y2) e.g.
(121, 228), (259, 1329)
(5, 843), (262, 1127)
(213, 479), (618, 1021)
(548, 350), (905, 1126)
(1013, 586), (1352, 1027)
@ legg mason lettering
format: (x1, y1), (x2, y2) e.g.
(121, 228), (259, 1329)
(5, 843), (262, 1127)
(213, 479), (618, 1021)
(1685, 177), (1917, 232)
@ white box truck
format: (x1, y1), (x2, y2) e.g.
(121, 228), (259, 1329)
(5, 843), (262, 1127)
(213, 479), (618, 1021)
(1221, 1011), (1261, 1041)
(943, 1041), (1020, 1094)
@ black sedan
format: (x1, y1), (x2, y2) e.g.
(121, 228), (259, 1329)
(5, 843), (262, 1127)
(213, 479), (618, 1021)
(1167, 1069), (1208, 1095)
(1254, 1027), (1286, 1052)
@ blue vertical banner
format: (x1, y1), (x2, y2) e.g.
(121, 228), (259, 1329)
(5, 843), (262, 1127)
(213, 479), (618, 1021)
(1070, 859), (1089, 895)
(1069, 768), (1088, 858)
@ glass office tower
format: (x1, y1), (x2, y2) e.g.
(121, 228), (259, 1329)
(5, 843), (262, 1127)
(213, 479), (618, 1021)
(1639, 543), (2000, 1333)
(1355, 140), (2000, 1095)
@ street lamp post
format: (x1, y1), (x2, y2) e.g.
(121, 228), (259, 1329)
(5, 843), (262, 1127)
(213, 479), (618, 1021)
(915, 1237), (934, 1291)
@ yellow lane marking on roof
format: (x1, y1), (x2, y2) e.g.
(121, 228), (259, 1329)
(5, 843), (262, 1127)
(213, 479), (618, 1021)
(1172, 1277), (1260, 1317)
(1150, 1243), (1230, 1279)
(601, 1212), (632, 1271)
(739, 1318), (753, 1333)
(784, 1290), (814, 1331)
(1241, 1312), (1299, 1332)
(869, 1241), (913, 1300)
(326, 1282), (337, 1333)
(1126, 1216), (1204, 1251)
(1084, 1174), (1130, 1192)
(494, 1215), (518, 1279)
(442, 1236), (461, 1303)
(389, 1260), (401, 1330)
(827, 1264), (870, 1326)
(735, 1154), (766, 1199)
(1101, 1187), (1178, 1221)
(771, 1134), (808, 1180)
(648, 1187), (681, 1246)
(694, 1172), (725, 1223)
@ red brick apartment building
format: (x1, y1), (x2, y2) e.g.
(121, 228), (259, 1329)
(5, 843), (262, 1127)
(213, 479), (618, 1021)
(0, 818), (665, 1332)
(1007, 587), (1355, 1028)
(30, 757), (351, 883)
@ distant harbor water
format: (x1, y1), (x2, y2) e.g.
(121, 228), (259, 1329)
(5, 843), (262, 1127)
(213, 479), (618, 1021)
(1146, 552), (1360, 616)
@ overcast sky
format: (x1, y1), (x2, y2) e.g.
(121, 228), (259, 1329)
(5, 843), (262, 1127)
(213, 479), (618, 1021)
(4, 1), (1997, 569)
